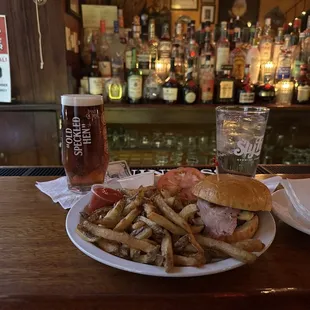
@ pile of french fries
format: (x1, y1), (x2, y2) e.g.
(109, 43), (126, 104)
(77, 186), (265, 273)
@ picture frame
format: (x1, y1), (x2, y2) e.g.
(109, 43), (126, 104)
(171, 0), (198, 10)
(66, 0), (81, 19)
(201, 0), (215, 4)
(201, 5), (215, 23)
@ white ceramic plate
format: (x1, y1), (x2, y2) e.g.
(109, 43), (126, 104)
(66, 193), (276, 277)
(272, 189), (310, 235)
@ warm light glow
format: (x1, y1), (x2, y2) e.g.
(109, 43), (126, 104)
(264, 61), (274, 69)
(247, 21), (252, 27)
(302, 11), (307, 15)
(288, 22), (293, 26)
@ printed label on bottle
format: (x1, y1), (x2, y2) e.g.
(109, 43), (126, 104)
(259, 90), (275, 97)
(89, 77), (103, 95)
(239, 92), (255, 104)
(185, 91), (196, 104)
(125, 51), (132, 70)
(272, 44), (282, 63)
(292, 60), (302, 78)
(163, 87), (178, 101)
(219, 81), (234, 99)
(159, 41), (172, 59)
(99, 61), (111, 77)
(138, 55), (150, 75)
(232, 55), (245, 80)
(297, 85), (310, 102)
(216, 47), (230, 72)
(259, 42), (272, 62)
(145, 81), (161, 99)
(201, 79), (214, 102)
(277, 66), (291, 80)
(233, 136), (264, 160)
(128, 76), (142, 100)
(108, 83), (122, 100)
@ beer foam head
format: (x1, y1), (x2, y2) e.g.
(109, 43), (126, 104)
(61, 94), (103, 106)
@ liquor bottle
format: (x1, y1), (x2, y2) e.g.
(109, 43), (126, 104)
(199, 22), (206, 54)
(230, 25), (246, 81)
(230, 16), (242, 51)
(275, 35), (292, 82)
(256, 76), (276, 103)
(199, 22), (215, 71)
(110, 21), (125, 80)
(137, 15), (150, 78)
(246, 26), (261, 84)
(215, 65), (235, 104)
(291, 18), (301, 47)
(200, 55), (215, 104)
(303, 15), (310, 38)
(292, 32), (306, 80)
(158, 23), (172, 61)
(294, 64), (310, 104)
(124, 31), (135, 76)
(148, 18), (159, 61)
(182, 58), (198, 104)
(104, 67), (124, 103)
(228, 18), (235, 48)
(171, 43), (184, 84)
(118, 9), (126, 44)
(127, 48), (143, 104)
(215, 21), (230, 75)
(259, 18), (273, 63)
(272, 27), (284, 65)
(88, 42), (103, 95)
(143, 57), (163, 103)
(97, 20), (112, 78)
(162, 58), (180, 104)
(185, 21), (199, 77)
(237, 64), (255, 104)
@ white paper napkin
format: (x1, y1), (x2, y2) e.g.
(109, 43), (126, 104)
(281, 178), (310, 224)
(36, 172), (155, 210)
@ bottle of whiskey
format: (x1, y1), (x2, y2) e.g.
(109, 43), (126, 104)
(199, 22), (215, 72)
(215, 21), (230, 75)
(98, 20), (112, 78)
(162, 58), (179, 104)
(215, 65), (235, 104)
(237, 64), (255, 104)
(104, 67), (124, 103)
(88, 42), (103, 95)
(158, 23), (172, 61)
(182, 58), (198, 104)
(148, 18), (159, 61)
(259, 18), (273, 63)
(127, 48), (143, 104)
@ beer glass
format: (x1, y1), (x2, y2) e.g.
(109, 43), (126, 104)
(216, 106), (269, 177)
(61, 95), (109, 193)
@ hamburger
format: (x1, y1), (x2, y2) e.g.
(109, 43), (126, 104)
(192, 174), (272, 243)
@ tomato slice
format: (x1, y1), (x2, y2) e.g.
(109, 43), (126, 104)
(86, 187), (123, 213)
(157, 167), (205, 203)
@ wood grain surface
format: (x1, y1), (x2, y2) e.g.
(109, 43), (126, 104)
(1, 175), (310, 310)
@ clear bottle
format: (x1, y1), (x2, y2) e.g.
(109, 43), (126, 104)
(143, 58), (163, 103)
(127, 48), (143, 104)
(294, 64), (310, 104)
(200, 55), (215, 104)
(137, 17), (150, 78)
(158, 23), (172, 61)
(215, 21), (230, 75)
(162, 58), (180, 104)
(303, 15), (310, 38)
(110, 21), (125, 80)
(259, 18), (273, 63)
(275, 35), (292, 82)
(199, 22), (215, 72)
(272, 27), (284, 65)
(292, 32), (306, 80)
(124, 31), (135, 76)
(171, 43), (184, 84)
(97, 20), (112, 78)
(182, 58), (198, 104)
(185, 21), (199, 81)
(104, 67), (124, 103)
(246, 26), (261, 84)
(290, 18), (301, 47)
(88, 42), (103, 95)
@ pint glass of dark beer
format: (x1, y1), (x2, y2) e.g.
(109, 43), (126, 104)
(61, 95), (109, 193)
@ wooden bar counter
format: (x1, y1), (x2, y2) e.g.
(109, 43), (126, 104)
(1, 175), (310, 310)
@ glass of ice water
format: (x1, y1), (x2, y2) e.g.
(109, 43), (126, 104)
(216, 106), (270, 177)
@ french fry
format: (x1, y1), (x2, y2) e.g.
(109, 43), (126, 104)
(179, 204), (198, 221)
(183, 244), (197, 253)
(114, 207), (142, 232)
(143, 203), (158, 216)
(173, 255), (201, 267)
(132, 221), (145, 230)
(148, 212), (187, 235)
(164, 196), (175, 207)
(137, 216), (165, 237)
(161, 231), (174, 272)
(130, 227), (153, 259)
(190, 225), (204, 234)
(97, 239), (120, 255)
(174, 235), (190, 251)
(83, 220), (157, 253)
(132, 245), (160, 264)
(97, 199), (126, 228)
(76, 224), (100, 242)
(233, 239), (265, 253)
(123, 190), (144, 215)
(195, 235), (257, 264)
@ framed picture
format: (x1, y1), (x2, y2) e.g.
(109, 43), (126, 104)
(218, 0), (260, 25)
(171, 0), (198, 10)
(66, 0), (81, 19)
(201, 5), (215, 23)
(201, 0), (215, 4)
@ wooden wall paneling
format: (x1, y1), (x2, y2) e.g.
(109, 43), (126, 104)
(0, 0), (68, 104)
